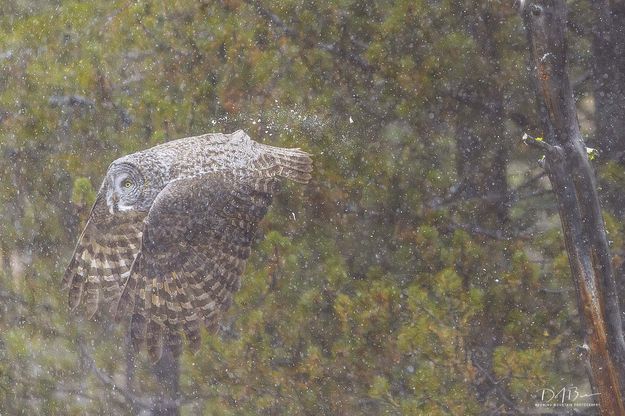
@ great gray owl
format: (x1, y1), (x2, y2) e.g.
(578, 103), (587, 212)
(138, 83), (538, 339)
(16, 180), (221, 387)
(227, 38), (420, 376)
(63, 130), (312, 361)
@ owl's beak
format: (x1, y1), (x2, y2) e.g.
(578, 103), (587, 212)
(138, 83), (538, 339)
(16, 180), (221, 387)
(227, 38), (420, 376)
(108, 192), (120, 214)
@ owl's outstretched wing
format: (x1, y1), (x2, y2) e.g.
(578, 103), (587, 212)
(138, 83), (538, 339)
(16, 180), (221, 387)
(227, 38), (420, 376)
(115, 172), (280, 362)
(62, 189), (145, 318)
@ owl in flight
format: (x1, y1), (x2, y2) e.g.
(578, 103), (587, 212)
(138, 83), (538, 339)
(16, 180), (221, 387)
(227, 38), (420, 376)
(63, 130), (312, 361)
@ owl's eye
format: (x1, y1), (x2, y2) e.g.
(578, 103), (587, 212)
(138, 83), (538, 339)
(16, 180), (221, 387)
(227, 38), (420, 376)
(122, 179), (133, 189)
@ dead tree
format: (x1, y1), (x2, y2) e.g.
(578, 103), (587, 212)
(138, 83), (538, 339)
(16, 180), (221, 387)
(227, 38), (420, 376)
(522, 1), (625, 414)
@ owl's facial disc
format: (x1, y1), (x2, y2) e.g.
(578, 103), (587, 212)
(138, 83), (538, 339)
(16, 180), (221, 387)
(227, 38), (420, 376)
(106, 163), (144, 214)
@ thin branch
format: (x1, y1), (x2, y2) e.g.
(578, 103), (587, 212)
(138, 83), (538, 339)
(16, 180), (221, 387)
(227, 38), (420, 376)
(54, 386), (100, 403)
(470, 353), (521, 412)
(426, 182), (467, 209)
(448, 221), (505, 240)
(572, 70), (592, 90)
(512, 171), (547, 193)
(428, 184), (551, 211)
(445, 221), (531, 241)
(509, 189), (552, 204)
(316, 42), (376, 72)
(245, 0), (298, 38)
(447, 89), (538, 132)
(48, 95), (95, 109)
(521, 133), (557, 153)
(78, 340), (223, 410)
(539, 287), (573, 293)
(77, 340), (152, 410)
(0, 289), (28, 306)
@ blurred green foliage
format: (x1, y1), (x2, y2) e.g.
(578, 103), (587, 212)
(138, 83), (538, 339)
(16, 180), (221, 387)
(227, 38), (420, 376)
(0, 0), (619, 414)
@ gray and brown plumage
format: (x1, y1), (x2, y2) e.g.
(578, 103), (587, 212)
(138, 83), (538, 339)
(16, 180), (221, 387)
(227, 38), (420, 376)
(63, 130), (312, 361)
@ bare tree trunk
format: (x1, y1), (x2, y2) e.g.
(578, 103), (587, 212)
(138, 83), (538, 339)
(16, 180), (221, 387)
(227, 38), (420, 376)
(522, 1), (625, 414)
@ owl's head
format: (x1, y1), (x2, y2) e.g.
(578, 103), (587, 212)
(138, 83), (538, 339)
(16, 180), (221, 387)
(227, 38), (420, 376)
(105, 162), (147, 214)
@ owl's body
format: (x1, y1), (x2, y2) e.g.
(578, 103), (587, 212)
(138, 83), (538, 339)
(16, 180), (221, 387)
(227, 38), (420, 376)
(63, 130), (312, 361)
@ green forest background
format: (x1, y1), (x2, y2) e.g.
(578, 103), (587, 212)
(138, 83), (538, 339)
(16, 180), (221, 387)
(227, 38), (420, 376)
(1, 0), (624, 414)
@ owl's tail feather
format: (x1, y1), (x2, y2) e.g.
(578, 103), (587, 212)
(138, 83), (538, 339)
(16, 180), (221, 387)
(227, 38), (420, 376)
(184, 319), (202, 354)
(83, 243), (116, 319)
(147, 274), (185, 362)
(170, 270), (202, 353)
(65, 239), (91, 310)
(84, 260), (101, 320)
(119, 241), (247, 361)
(115, 248), (152, 324)
(146, 319), (163, 363)
(126, 275), (166, 362)
(166, 333), (183, 358)
(117, 253), (165, 361)
(62, 253), (79, 292)
(258, 145), (313, 184)
(163, 273), (183, 356)
(119, 253), (202, 361)
(67, 269), (86, 311)
(100, 234), (137, 306)
(176, 252), (219, 352)
(66, 240), (103, 319)
(130, 312), (147, 352)
(65, 229), (136, 319)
